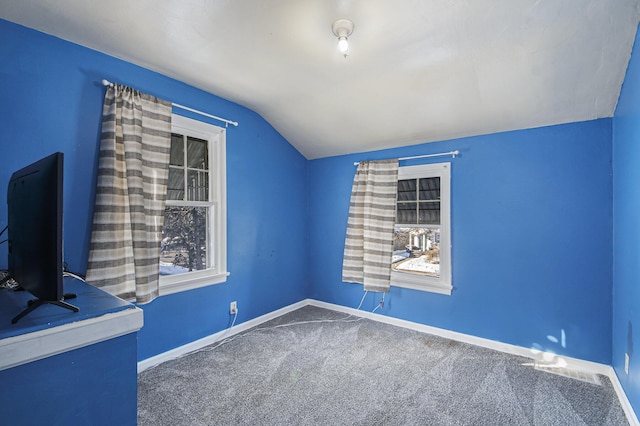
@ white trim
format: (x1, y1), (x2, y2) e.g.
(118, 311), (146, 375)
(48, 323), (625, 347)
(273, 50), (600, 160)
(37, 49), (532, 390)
(390, 275), (453, 295)
(159, 271), (230, 297)
(137, 300), (308, 373)
(309, 299), (638, 424)
(0, 307), (143, 371)
(608, 367), (640, 426)
(308, 299), (611, 374)
(139, 298), (608, 373)
(159, 114), (228, 295)
(393, 162), (451, 293)
(137, 298), (639, 425)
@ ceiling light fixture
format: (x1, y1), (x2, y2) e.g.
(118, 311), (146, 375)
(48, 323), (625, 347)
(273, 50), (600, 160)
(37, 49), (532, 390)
(332, 19), (354, 58)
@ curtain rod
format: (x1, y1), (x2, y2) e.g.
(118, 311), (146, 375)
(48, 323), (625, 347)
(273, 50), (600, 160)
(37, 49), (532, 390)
(353, 150), (459, 166)
(101, 79), (239, 128)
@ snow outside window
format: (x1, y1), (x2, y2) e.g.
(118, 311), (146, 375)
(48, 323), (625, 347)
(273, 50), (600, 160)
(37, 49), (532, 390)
(391, 162), (452, 295)
(159, 114), (228, 296)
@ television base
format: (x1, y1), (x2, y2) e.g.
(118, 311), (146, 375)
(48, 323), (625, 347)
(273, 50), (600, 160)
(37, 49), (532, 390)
(11, 298), (79, 324)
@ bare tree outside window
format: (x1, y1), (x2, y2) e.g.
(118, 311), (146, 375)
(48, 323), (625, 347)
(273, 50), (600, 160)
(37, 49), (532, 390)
(161, 206), (208, 275)
(161, 132), (211, 276)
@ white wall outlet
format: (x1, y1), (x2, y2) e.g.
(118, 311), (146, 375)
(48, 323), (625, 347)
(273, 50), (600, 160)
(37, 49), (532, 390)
(230, 301), (237, 315)
(625, 353), (630, 375)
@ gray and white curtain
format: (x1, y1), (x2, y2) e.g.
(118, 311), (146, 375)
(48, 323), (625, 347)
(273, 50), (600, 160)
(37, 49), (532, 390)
(86, 84), (172, 304)
(342, 159), (399, 292)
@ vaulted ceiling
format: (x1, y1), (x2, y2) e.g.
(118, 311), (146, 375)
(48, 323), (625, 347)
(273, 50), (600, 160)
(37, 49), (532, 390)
(2, 0), (639, 159)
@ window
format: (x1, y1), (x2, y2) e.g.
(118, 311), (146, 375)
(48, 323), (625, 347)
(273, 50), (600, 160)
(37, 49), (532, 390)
(391, 162), (451, 295)
(159, 114), (228, 295)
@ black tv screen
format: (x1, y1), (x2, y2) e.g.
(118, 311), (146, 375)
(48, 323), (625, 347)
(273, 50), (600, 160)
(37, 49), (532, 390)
(7, 152), (64, 303)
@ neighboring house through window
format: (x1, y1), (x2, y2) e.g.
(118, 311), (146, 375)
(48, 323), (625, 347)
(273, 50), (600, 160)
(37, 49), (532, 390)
(159, 114), (228, 295)
(391, 162), (452, 295)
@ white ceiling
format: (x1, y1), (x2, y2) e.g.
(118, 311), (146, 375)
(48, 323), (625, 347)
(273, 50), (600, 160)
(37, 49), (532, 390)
(2, 0), (639, 159)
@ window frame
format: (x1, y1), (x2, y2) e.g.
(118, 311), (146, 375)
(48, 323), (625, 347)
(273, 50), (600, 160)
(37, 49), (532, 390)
(159, 114), (228, 296)
(391, 162), (452, 295)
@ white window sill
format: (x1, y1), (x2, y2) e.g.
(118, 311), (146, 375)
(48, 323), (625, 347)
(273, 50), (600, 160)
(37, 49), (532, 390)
(391, 271), (452, 295)
(159, 270), (229, 297)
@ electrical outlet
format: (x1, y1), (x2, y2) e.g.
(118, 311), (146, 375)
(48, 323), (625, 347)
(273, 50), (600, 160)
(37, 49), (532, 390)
(230, 301), (237, 315)
(625, 353), (630, 375)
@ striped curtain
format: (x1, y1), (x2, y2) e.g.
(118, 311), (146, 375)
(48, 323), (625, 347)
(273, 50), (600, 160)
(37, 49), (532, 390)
(86, 84), (172, 303)
(342, 159), (399, 292)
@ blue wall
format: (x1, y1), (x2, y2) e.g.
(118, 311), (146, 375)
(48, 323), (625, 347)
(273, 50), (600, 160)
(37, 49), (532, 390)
(0, 334), (138, 425)
(309, 119), (614, 364)
(0, 19), (309, 361)
(3, 14), (639, 420)
(613, 21), (640, 415)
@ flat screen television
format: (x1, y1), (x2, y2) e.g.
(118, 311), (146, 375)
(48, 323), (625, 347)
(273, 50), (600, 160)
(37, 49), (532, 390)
(5, 152), (78, 323)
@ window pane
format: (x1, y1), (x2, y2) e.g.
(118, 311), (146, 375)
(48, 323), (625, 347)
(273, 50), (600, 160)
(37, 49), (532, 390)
(170, 134), (184, 166)
(187, 170), (209, 201)
(397, 179), (417, 201)
(187, 136), (208, 169)
(419, 202), (440, 224)
(160, 206), (208, 275)
(419, 177), (440, 201)
(392, 227), (440, 278)
(167, 167), (184, 200)
(397, 202), (417, 223)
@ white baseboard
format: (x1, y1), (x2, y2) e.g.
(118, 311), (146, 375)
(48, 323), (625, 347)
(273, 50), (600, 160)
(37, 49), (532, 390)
(137, 300), (307, 373)
(308, 299), (611, 374)
(308, 299), (639, 425)
(608, 366), (640, 426)
(138, 298), (639, 425)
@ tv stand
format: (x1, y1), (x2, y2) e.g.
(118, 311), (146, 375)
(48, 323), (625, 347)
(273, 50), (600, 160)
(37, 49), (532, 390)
(0, 278), (142, 425)
(11, 298), (79, 324)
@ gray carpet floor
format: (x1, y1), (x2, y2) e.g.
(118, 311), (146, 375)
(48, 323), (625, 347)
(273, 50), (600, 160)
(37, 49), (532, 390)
(138, 306), (629, 425)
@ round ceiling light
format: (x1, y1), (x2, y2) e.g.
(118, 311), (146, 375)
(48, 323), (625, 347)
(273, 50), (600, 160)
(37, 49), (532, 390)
(332, 19), (354, 58)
